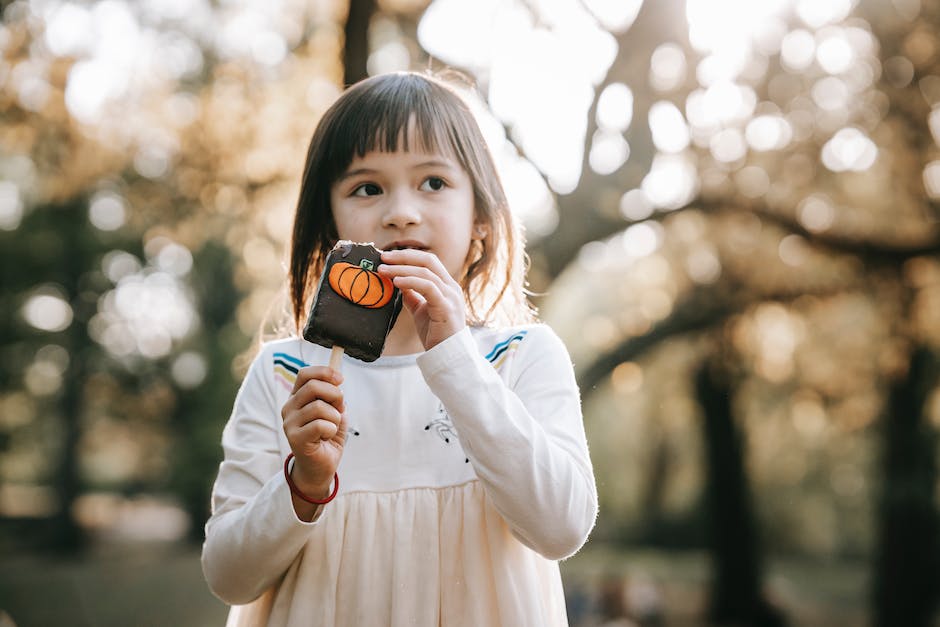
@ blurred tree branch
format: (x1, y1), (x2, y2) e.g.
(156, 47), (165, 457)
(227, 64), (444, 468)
(529, 0), (679, 279)
(694, 200), (940, 261)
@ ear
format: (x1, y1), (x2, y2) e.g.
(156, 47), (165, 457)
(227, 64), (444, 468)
(472, 223), (488, 240)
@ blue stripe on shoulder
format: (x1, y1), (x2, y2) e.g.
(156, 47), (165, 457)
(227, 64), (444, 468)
(273, 352), (308, 368)
(484, 330), (528, 362)
(273, 359), (299, 374)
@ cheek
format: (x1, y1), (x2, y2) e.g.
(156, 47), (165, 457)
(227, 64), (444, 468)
(453, 226), (478, 271)
(330, 214), (346, 239)
(330, 204), (365, 239)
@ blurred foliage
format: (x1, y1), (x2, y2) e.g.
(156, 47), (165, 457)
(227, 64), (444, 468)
(531, 0), (940, 566)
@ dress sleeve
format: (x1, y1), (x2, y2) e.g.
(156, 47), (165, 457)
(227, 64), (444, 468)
(200, 347), (323, 605)
(416, 325), (598, 560)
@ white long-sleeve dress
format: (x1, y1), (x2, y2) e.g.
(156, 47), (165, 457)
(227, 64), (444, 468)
(202, 324), (597, 627)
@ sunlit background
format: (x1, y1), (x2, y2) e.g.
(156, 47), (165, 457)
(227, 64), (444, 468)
(2, 0), (939, 624)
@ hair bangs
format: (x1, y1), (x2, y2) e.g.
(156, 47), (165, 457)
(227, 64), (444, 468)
(342, 77), (462, 165)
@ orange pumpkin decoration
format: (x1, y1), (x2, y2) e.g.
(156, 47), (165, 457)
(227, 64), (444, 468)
(328, 259), (394, 308)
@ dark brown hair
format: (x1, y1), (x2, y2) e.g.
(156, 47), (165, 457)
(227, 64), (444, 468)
(288, 71), (534, 332)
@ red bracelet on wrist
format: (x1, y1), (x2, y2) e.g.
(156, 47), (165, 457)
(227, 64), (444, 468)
(284, 453), (339, 505)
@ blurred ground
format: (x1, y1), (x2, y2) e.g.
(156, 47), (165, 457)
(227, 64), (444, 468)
(0, 540), (228, 627)
(0, 539), (870, 627)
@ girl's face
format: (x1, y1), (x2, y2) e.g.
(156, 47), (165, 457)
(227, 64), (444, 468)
(330, 139), (483, 281)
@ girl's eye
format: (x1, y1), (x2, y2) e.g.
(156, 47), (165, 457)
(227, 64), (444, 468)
(352, 183), (382, 197)
(419, 177), (446, 192)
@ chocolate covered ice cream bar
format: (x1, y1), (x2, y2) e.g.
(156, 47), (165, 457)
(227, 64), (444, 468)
(302, 241), (403, 363)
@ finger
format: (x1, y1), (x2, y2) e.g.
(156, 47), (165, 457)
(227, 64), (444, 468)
(295, 413), (348, 450)
(285, 399), (343, 434)
(291, 365), (342, 394)
(390, 275), (459, 312)
(380, 249), (454, 282)
(297, 417), (340, 442)
(334, 414), (348, 444)
(379, 264), (453, 294)
(291, 378), (344, 411)
(284, 401), (342, 449)
(381, 248), (444, 266)
(400, 287), (427, 312)
(281, 382), (342, 423)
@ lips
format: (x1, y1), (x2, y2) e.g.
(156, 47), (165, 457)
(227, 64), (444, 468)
(383, 240), (429, 251)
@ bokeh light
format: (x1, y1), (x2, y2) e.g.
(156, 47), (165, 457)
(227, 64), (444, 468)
(596, 82), (634, 132)
(798, 194), (837, 232)
(641, 153), (698, 210)
(88, 240), (198, 359)
(589, 130), (630, 175)
(0, 181), (23, 230)
(650, 43), (688, 93)
(795, 0), (855, 29)
(821, 127), (878, 172)
(923, 161), (940, 199)
(816, 28), (855, 74)
(619, 189), (654, 221)
(621, 222), (663, 258)
(88, 192), (127, 231)
(171, 351), (208, 389)
(649, 101), (691, 153)
(22, 288), (73, 333)
(781, 29), (816, 71)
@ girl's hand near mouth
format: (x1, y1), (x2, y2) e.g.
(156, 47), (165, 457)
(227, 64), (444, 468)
(379, 248), (466, 351)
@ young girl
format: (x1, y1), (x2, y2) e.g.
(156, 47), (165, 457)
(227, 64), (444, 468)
(201, 71), (598, 627)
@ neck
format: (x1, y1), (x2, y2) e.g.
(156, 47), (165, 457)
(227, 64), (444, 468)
(381, 309), (425, 356)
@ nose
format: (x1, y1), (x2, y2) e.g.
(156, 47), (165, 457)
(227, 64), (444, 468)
(381, 191), (421, 229)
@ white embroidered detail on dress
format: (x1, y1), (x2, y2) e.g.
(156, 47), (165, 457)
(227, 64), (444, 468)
(424, 404), (469, 462)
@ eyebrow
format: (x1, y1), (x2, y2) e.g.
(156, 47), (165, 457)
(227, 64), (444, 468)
(335, 168), (378, 184)
(336, 160), (457, 184)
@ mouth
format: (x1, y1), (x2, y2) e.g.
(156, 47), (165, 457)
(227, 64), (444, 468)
(383, 240), (429, 251)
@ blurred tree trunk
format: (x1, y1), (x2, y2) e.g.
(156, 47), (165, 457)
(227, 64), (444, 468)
(173, 242), (244, 543)
(638, 434), (672, 542)
(50, 199), (89, 552)
(873, 345), (940, 627)
(695, 359), (785, 627)
(53, 324), (84, 551)
(343, 0), (377, 85)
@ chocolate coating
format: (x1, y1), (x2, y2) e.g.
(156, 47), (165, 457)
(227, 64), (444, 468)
(302, 242), (402, 362)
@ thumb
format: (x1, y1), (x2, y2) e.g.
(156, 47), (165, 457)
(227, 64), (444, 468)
(334, 414), (349, 445)
(401, 288), (425, 313)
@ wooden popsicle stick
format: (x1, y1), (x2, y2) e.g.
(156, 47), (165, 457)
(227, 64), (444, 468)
(329, 345), (345, 372)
